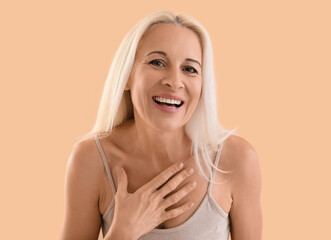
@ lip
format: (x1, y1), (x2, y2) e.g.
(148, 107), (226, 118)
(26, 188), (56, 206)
(152, 93), (185, 103)
(152, 97), (183, 113)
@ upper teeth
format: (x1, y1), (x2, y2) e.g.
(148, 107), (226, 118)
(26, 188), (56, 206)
(153, 96), (182, 105)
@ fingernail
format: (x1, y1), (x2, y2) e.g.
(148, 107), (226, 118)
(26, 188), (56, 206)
(187, 168), (194, 175)
(190, 181), (197, 188)
(117, 166), (123, 174)
(177, 162), (184, 169)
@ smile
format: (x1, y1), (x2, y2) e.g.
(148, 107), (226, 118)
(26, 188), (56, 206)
(152, 96), (184, 108)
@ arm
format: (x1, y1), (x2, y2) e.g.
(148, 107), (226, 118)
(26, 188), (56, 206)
(229, 138), (263, 240)
(60, 140), (103, 240)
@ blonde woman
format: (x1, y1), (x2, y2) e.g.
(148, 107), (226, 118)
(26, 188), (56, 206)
(61, 10), (262, 240)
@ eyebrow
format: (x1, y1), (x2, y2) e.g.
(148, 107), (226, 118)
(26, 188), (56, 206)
(146, 51), (201, 67)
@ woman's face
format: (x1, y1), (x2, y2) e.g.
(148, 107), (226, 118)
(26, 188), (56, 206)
(126, 23), (202, 131)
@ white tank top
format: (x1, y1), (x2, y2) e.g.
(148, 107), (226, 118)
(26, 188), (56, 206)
(95, 136), (230, 240)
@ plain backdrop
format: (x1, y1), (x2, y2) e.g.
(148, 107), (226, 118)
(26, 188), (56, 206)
(0, 0), (330, 239)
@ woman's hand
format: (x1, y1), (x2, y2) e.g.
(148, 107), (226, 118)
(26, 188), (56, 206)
(106, 162), (197, 240)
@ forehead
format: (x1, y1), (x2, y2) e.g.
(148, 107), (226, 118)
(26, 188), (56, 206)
(136, 24), (202, 61)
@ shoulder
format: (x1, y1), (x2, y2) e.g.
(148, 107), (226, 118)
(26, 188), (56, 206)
(66, 137), (104, 196)
(220, 135), (263, 239)
(69, 137), (102, 170)
(220, 134), (262, 196)
(61, 137), (105, 239)
(222, 134), (259, 165)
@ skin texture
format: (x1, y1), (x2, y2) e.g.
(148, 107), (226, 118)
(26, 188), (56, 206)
(124, 23), (203, 166)
(60, 24), (262, 240)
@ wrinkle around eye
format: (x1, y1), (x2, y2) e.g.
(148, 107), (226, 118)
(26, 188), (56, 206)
(149, 59), (165, 67)
(183, 66), (198, 74)
(145, 59), (200, 75)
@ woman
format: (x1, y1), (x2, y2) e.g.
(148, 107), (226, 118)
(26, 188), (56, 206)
(61, 10), (262, 240)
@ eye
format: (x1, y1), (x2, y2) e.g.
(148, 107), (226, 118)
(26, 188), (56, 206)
(183, 66), (198, 74)
(149, 59), (165, 67)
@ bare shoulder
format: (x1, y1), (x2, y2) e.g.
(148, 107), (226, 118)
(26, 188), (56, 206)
(222, 134), (259, 165)
(71, 137), (99, 160)
(222, 134), (262, 198)
(65, 137), (105, 206)
(221, 135), (263, 239)
(68, 137), (104, 184)
(61, 137), (105, 239)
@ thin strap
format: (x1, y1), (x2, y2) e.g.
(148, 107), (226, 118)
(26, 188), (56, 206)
(207, 143), (224, 193)
(94, 136), (117, 195)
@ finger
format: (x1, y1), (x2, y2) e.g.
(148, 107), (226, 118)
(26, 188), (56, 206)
(159, 201), (195, 222)
(116, 166), (128, 195)
(154, 167), (194, 199)
(159, 181), (196, 210)
(139, 162), (184, 194)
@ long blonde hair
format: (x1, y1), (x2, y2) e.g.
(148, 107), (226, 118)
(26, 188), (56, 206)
(76, 10), (238, 183)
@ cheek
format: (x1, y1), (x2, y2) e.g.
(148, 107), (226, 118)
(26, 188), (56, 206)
(130, 85), (147, 106)
(131, 67), (159, 89)
(129, 80), (151, 109)
(185, 81), (202, 116)
(191, 80), (202, 102)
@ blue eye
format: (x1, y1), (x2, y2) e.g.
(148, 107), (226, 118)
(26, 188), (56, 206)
(183, 66), (198, 74)
(149, 59), (164, 67)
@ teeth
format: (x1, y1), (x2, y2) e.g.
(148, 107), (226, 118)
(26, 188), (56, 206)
(153, 96), (182, 105)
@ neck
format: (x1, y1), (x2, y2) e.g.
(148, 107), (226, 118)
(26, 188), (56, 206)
(126, 118), (192, 168)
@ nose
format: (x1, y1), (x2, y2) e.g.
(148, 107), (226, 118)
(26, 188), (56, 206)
(161, 68), (185, 89)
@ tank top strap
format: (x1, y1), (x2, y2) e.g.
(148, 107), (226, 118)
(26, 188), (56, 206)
(94, 136), (117, 195)
(207, 143), (224, 193)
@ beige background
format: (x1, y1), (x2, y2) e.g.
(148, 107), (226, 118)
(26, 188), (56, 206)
(1, 0), (330, 239)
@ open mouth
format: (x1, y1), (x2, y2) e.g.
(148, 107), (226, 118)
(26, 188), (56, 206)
(152, 96), (184, 108)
